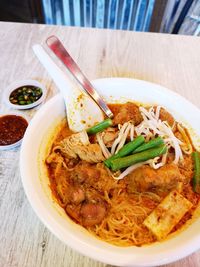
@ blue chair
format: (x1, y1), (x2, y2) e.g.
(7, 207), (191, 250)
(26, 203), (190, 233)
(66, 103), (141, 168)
(42, 0), (155, 31)
(178, 0), (200, 36)
(160, 0), (200, 36)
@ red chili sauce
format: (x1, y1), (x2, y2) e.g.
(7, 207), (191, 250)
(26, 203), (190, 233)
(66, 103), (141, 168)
(0, 115), (28, 146)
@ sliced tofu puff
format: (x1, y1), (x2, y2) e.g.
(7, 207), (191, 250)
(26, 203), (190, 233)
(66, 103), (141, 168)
(143, 190), (193, 240)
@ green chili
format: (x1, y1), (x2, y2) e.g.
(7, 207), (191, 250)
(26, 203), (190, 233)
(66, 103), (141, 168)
(9, 85), (43, 106)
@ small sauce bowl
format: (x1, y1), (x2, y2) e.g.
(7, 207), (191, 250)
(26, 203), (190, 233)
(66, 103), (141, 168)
(4, 79), (47, 110)
(0, 112), (29, 150)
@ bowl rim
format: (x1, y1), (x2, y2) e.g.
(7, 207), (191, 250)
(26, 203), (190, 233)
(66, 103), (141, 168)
(20, 77), (200, 266)
(3, 79), (47, 110)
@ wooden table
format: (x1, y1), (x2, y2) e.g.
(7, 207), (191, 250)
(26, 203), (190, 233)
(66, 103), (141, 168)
(0, 21), (200, 267)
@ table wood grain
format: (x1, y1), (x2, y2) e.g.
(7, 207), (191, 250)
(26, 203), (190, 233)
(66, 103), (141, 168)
(0, 21), (200, 267)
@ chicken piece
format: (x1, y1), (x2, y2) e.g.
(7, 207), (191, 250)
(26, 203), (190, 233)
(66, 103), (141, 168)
(66, 188), (107, 226)
(66, 202), (107, 227)
(159, 108), (175, 127)
(75, 144), (105, 163)
(94, 163), (118, 192)
(81, 187), (107, 226)
(66, 204), (82, 223)
(178, 154), (194, 182)
(113, 102), (143, 126)
(126, 163), (186, 193)
(73, 162), (117, 193)
(60, 131), (105, 163)
(73, 162), (100, 184)
(80, 203), (107, 227)
(102, 127), (118, 147)
(70, 187), (85, 204)
(85, 187), (106, 203)
(60, 131), (89, 158)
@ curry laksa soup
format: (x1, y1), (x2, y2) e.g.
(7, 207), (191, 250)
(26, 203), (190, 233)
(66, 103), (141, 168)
(45, 102), (200, 247)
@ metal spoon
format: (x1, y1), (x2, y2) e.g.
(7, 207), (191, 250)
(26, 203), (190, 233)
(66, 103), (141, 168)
(32, 44), (105, 132)
(46, 35), (113, 119)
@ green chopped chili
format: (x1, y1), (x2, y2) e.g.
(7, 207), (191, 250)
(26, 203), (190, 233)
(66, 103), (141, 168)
(9, 85), (43, 106)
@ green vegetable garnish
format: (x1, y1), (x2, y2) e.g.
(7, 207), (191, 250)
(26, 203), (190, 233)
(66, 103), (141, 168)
(104, 136), (145, 168)
(133, 137), (164, 153)
(9, 85), (43, 106)
(192, 151), (200, 194)
(109, 145), (167, 171)
(87, 119), (113, 135)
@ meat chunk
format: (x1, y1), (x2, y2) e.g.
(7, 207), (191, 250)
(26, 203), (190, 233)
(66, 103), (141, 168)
(57, 180), (85, 205)
(178, 154), (194, 182)
(113, 102), (143, 126)
(84, 187), (105, 203)
(81, 188), (107, 226)
(59, 131), (105, 163)
(126, 163), (186, 193)
(73, 162), (118, 193)
(73, 162), (100, 184)
(66, 188), (107, 226)
(80, 203), (106, 227)
(60, 131), (89, 158)
(75, 143), (105, 163)
(102, 127), (118, 148)
(66, 204), (82, 223)
(70, 187), (85, 204)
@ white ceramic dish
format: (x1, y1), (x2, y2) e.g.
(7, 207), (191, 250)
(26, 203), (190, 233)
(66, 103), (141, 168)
(20, 78), (200, 267)
(4, 79), (47, 110)
(0, 111), (30, 150)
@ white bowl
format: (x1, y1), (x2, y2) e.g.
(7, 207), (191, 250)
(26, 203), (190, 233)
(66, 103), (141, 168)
(20, 78), (200, 267)
(4, 79), (47, 110)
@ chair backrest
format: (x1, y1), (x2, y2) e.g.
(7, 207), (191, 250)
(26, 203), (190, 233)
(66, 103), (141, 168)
(160, 0), (200, 36)
(178, 0), (200, 36)
(42, 0), (155, 31)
